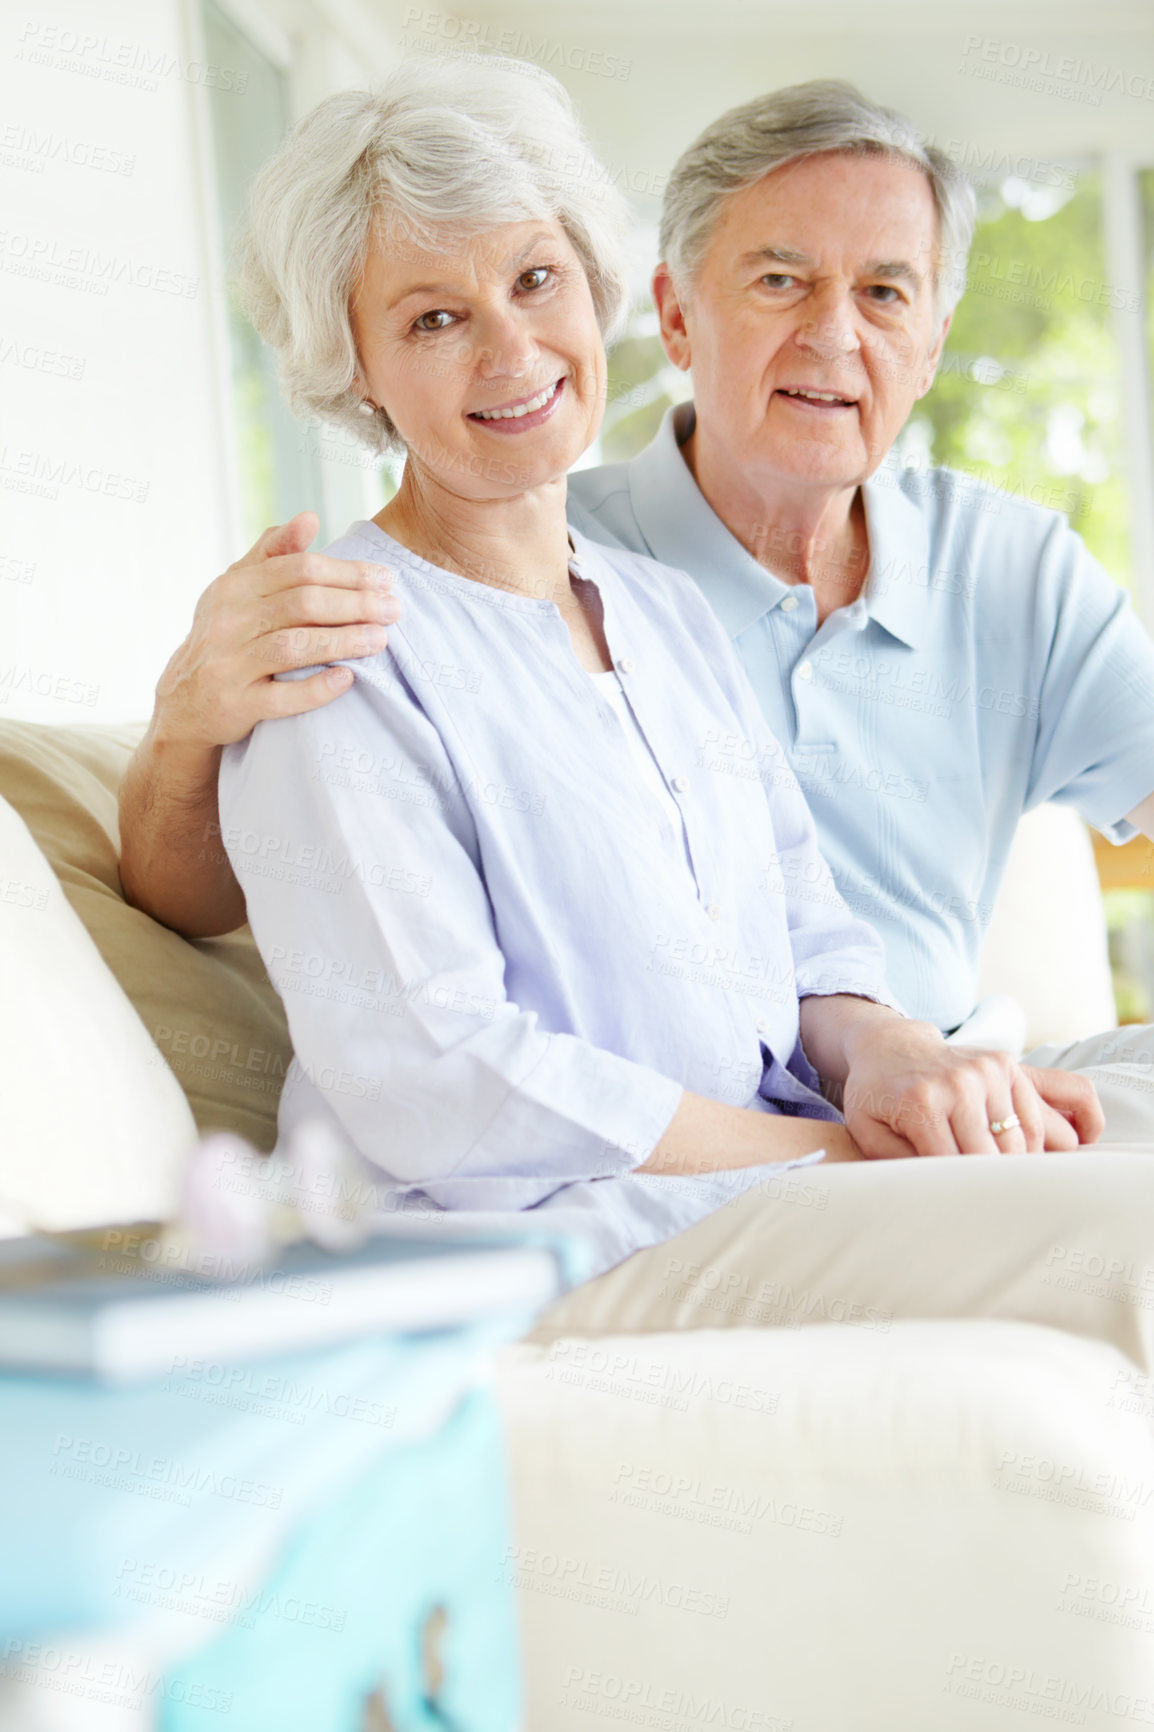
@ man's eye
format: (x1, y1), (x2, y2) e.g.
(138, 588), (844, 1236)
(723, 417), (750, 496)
(414, 310), (454, 332)
(761, 274), (796, 290)
(517, 267), (549, 291)
(865, 285), (902, 304)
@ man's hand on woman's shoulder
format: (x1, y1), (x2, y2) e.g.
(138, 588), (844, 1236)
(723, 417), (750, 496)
(153, 511), (399, 752)
(119, 513), (399, 937)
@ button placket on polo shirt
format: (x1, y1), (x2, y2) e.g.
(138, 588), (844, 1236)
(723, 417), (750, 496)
(793, 595), (869, 754)
(782, 587), (822, 749)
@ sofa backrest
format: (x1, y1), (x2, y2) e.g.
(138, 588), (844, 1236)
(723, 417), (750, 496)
(0, 721), (290, 1150)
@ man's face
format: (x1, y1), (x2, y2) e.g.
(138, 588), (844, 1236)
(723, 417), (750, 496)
(658, 151), (951, 492)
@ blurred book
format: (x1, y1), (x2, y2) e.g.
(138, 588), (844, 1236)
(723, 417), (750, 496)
(0, 1224), (560, 1381)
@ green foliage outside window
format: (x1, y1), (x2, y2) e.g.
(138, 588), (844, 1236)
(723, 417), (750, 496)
(911, 175), (1131, 587)
(602, 314), (689, 466)
(1106, 891), (1154, 1025)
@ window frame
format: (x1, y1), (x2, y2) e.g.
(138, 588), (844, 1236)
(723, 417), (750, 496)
(183, 0), (390, 551)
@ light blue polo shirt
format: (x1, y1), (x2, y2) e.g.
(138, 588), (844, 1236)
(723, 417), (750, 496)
(568, 403), (1154, 1031)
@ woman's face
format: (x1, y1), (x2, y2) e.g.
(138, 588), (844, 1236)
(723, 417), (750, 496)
(351, 216), (607, 500)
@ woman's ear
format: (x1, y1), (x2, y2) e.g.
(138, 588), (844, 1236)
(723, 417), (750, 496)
(351, 360), (376, 413)
(652, 265), (692, 372)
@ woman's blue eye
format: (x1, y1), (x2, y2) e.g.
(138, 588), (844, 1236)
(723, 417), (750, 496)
(518, 268), (549, 291)
(415, 310), (454, 332)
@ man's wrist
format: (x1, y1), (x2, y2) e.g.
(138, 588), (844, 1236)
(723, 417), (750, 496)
(137, 723), (224, 800)
(837, 1003), (936, 1068)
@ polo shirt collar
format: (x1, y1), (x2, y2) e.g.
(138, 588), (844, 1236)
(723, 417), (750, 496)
(625, 404), (931, 649)
(859, 459), (932, 649)
(627, 404), (791, 639)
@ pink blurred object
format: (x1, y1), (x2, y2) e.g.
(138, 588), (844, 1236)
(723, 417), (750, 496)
(286, 1118), (375, 1252)
(170, 1122), (375, 1273)
(176, 1132), (275, 1269)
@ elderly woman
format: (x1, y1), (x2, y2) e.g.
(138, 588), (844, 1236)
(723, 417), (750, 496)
(215, 58), (1154, 1368)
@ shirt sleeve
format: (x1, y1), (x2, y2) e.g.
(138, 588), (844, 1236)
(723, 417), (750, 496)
(218, 654), (683, 1212)
(1027, 517), (1154, 842)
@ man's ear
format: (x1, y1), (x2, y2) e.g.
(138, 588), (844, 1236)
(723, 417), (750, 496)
(916, 311), (953, 399)
(652, 264), (692, 371)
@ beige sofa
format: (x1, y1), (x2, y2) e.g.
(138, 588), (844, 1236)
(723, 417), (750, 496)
(3, 720), (1151, 1730)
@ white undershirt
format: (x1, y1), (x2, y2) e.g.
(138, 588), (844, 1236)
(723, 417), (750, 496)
(590, 669), (692, 867)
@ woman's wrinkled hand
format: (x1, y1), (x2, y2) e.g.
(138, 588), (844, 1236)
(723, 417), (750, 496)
(152, 512), (399, 750)
(840, 1020), (1103, 1158)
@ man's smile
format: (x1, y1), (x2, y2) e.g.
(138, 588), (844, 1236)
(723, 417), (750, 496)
(774, 384), (859, 412)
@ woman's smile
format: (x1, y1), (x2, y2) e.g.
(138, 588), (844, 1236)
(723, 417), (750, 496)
(467, 376), (566, 432)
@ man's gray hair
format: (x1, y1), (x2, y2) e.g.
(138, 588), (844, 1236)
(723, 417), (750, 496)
(238, 57), (630, 455)
(659, 79), (977, 321)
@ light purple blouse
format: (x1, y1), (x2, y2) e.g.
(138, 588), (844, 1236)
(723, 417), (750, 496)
(219, 524), (896, 1280)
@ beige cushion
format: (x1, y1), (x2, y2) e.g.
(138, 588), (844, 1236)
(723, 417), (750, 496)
(0, 794), (197, 1231)
(0, 722), (290, 1150)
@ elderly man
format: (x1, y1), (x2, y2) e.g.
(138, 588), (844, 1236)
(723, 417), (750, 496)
(120, 78), (1154, 1137)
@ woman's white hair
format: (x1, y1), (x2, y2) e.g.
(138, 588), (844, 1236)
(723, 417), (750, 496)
(659, 79), (977, 321)
(238, 56), (631, 455)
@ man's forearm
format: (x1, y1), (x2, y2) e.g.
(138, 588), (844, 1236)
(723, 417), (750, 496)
(118, 729), (247, 937)
(798, 992), (912, 1091)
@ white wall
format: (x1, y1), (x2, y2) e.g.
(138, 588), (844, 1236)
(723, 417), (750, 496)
(0, 0), (407, 725)
(0, 0), (233, 725)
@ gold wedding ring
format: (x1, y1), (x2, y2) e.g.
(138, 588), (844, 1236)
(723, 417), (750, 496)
(989, 1113), (1021, 1136)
